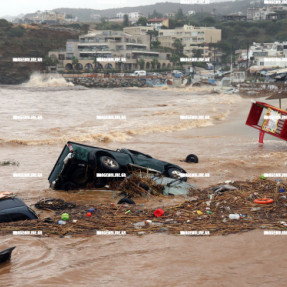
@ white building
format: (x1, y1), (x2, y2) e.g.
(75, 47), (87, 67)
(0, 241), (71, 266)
(247, 5), (287, 20)
(248, 42), (287, 69)
(115, 11), (142, 24)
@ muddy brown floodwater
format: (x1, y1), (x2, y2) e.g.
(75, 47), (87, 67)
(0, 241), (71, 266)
(1, 77), (287, 286)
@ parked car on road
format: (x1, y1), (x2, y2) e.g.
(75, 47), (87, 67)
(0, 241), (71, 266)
(133, 70), (147, 76)
(151, 72), (162, 77)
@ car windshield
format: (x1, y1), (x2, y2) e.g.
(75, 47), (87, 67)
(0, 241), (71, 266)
(128, 150), (152, 158)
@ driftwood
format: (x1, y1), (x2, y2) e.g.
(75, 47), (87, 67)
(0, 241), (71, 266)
(1, 178), (287, 237)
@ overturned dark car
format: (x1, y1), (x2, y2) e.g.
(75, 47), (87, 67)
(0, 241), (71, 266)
(48, 142), (188, 190)
(0, 197), (38, 223)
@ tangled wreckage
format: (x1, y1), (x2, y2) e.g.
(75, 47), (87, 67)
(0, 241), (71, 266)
(2, 178), (287, 237)
(48, 142), (197, 192)
(1, 142), (287, 237)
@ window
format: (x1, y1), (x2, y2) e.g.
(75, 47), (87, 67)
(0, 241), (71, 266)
(67, 43), (73, 52)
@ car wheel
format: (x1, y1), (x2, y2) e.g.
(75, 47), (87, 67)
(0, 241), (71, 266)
(99, 155), (120, 172)
(185, 154), (199, 163)
(70, 166), (89, 186)
(167, 168), (187, 182)
(61, 181), (77, 191)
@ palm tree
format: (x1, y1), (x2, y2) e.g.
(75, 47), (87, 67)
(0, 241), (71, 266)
(72, 56), (79, 71)
(170, 54), (180, 67)
(172, 39), (184, 55)
(151, 58), (159, 70)
(138, 58), (145, 69)
(93, 57), (99, 72)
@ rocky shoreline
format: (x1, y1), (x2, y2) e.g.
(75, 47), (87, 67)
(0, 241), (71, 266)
(68, 77), (151, 88)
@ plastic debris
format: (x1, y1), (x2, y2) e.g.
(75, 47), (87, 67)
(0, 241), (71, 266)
(254, 198), (273, 204)
(61, 213), (70, 221)
(229, 214), (240, 220)
(154, 209), (164, 217)
(57, 220), (66, 225)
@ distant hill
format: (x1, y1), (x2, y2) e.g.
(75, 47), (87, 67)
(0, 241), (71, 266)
(37, 0), (256, 22)
(0, 20), (80, 84)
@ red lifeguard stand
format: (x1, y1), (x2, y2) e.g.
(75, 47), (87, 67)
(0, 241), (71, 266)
(246, 101), (287, 143)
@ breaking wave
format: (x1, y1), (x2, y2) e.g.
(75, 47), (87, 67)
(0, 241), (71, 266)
(22, 72), (74, 87)
(0, 119), (213, 146)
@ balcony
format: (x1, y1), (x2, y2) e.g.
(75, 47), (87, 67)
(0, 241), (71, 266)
(78, 47), (110, 52)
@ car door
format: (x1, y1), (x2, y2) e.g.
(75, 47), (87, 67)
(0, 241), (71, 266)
(128, 150), (164, 172)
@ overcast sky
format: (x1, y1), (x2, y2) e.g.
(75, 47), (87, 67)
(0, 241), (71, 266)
(1, 0), (168, 16)
(1, 0), (231, 17)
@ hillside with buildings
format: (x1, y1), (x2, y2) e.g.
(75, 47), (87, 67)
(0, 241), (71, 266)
(2, 0), (287, 84)
(0, 19), (80, 84)
(47, 24), (222, 73)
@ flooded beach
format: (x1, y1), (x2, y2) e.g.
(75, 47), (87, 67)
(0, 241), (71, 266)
(1, 79), (287, 286)
(1, 231), (287, 287)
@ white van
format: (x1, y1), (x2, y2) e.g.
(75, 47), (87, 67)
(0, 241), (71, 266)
(133, 70), (147, 76)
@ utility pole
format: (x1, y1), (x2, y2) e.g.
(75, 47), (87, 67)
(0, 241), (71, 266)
(213, 45), (216, 74)
(231, 40), (233, 73)
(246, 41), (249, 74)
(211, 36), (215, 75)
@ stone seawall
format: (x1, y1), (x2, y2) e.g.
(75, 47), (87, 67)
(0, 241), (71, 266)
(66, 77), (148, 88)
